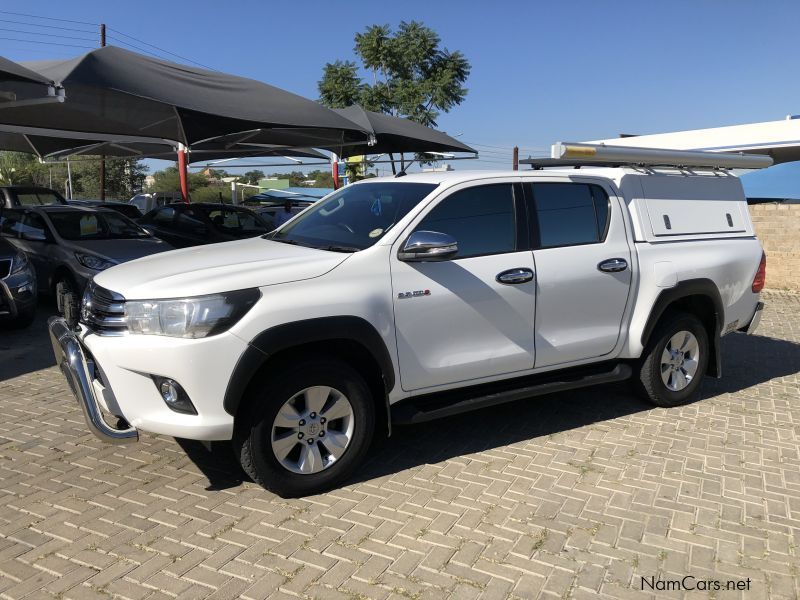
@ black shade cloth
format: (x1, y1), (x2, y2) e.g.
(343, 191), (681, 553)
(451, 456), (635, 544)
(0, 130), (326, 163)
(198, 105), (476, 158)
(0, 46), (365, 146)
(0, 56), (51, 85)
(330, 105), (476, 158)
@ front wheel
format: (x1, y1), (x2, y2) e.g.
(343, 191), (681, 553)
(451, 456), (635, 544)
(636, 311), (709, 407)
(235, 359), (375, 497)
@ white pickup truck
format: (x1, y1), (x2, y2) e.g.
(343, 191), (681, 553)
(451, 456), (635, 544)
(49, 144), (767, 497)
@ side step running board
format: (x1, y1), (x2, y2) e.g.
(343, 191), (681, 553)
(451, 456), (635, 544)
(391, 363), (632, 425)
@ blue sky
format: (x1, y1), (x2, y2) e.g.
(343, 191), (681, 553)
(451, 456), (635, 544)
(0, 0), (799, 196)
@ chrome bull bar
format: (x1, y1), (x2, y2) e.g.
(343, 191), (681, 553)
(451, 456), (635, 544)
(48, 316), (138, 444)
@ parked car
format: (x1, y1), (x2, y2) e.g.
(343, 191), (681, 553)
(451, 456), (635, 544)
(48, 146), (766, 497)
(67, 199), (143, 219)
(138, 203), (269, 248)
(0, 205), (171, 299)
(243, 199), (316, 229)
(129, 192), (182, 214)
(0, 238), (36, 327)
(0, 185), (68, 208)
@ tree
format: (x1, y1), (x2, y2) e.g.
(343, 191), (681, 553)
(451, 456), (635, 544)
(242, 170), (265, 185)
(147, 166), (208, 193)
(318, 21), (470, 128)
(0, 151), (147, 199)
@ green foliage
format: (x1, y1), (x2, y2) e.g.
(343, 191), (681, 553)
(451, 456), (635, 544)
(242, 170), (266, 185)
(318, 21), (470, 127)
(0, 151), (147, 199)
(147, 166), (208, 193)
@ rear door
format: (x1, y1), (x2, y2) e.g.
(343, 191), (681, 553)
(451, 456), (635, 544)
(527, 181), (632, 368)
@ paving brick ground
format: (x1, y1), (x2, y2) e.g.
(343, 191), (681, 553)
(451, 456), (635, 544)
(0, 292), (799, 599)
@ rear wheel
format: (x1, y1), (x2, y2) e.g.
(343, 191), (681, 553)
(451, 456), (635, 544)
(636, 311), (709, 407)
(234, 359), (375, 497)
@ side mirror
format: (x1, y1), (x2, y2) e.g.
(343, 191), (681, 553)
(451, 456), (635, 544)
(22, 230), (47, 242)
(398, 230), (458, 262)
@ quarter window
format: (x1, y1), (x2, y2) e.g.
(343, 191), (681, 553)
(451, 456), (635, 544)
(151, 206), (176, 225)
(531, 183), (610, 248)
(416, 184), (516, 259)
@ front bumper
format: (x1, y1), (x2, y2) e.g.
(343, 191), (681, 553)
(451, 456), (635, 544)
(0, 268), (36, 320)
(48, 316), (138, 444)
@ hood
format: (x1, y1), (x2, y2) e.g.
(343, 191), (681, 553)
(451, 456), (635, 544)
(68, 237), (172, 263)
(94, 236), (350, 299)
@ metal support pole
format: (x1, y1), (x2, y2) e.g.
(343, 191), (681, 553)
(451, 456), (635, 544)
(66, 159), (73, 199)
(99, 23), (106, 201)
(178, 145), (189, 203)
(513, 146), (519, 171)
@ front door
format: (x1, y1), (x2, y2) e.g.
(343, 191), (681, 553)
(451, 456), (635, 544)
(391, 182), (536, 391)
(527, 181), (632, 368)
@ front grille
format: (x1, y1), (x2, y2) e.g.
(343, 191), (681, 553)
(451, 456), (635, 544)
(80, 281), (127, 335)
(0, 259), (11, 279)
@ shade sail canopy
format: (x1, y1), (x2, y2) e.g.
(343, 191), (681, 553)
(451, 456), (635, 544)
(330, 106), (476, 158)
(198, 105), (477, 158)
(0, 56), (51, 85)
(0, 129), (327, 163)
(0, 46), (365, 146)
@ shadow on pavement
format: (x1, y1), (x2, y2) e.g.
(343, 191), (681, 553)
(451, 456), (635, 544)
(0, 299), (58, 382)
(174, 439), (251, 491)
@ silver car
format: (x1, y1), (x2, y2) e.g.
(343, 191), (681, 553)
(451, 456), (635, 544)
(0, 205), (172, 298)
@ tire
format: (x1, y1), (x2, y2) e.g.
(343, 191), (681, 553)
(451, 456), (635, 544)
(234, 358), (375, 497)
(53, 272), (77, 312)
(636, 311), (709, 407)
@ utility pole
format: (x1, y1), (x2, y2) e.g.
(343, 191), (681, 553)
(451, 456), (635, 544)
(99, 23), (106, 201)
(512, 146), (519, 171)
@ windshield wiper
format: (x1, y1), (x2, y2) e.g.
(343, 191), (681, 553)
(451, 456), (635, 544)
(323, 245), (360, 253)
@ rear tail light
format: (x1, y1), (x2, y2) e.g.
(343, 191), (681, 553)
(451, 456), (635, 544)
(752, 252), (766, 293)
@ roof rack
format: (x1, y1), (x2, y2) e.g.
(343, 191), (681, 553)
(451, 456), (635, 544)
(519, 142), (774, 170)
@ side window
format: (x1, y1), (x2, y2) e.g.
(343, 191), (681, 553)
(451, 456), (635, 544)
(531, 183), (610, 248)
(415, 184), (516, 259)
(175, 209), (208, 234)
(0, 209), (23, 237)
(21, 213), (49, 240)
(152, 206), (176, 225)
(16, 193), (42, 206)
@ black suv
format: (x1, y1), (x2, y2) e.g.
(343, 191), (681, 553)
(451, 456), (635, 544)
(0, 238), (36, 327)
(0, 186), (68, 208)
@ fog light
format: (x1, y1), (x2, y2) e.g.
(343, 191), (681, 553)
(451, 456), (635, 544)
(152, 376), (197, 415)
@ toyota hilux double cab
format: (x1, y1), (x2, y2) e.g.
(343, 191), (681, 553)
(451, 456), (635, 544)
(49, 144), (768, 497)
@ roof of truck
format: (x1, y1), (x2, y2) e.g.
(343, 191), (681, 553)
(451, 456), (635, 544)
(368, 167), (737, 187)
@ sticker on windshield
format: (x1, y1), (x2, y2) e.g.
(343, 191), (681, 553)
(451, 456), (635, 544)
(79, 215), (98, 236)
(369, 228), (383, 238)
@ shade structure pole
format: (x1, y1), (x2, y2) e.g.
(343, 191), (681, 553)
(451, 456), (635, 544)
(331, 152), (339, 190)
(177, 144), (189, 203)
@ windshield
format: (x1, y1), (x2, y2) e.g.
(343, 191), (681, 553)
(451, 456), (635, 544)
(47, 210), (151, 240)
(268, 182), (437, 250)
(196, 207), (268, 235)
(15, 190), (65, 206)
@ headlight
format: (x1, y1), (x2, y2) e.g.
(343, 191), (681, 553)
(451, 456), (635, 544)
(124, 288), (260, 338)
(9, 251), (29, 275)
(75, 252), (117, 271)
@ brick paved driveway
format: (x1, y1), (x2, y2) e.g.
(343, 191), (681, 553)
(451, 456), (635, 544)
(0, 292), (799, 600)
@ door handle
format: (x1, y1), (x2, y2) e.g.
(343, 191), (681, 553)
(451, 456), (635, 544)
(496, 268), (534, 285)
(598, 258), (628, 273)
